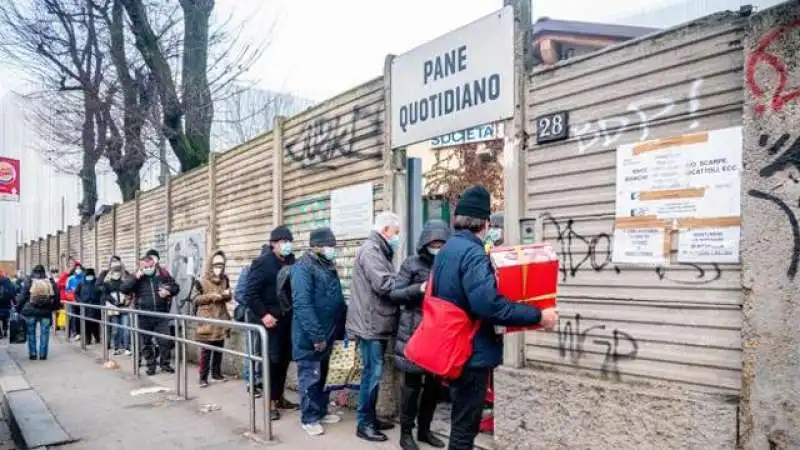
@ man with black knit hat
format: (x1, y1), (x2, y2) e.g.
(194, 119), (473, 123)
(431, 185), (559, 450)
(291, 227), (346, 436)
(242, 224), (298, 419)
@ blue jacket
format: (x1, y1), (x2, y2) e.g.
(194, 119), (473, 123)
(235, 265), (250, 306)
(290, 251), (346, 361)
(66, 273), (84, 293)
(431, 230), (542, 369)
(0, 276), (15, 310)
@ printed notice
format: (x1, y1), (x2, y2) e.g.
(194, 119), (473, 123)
(612, 228), (667, 265)
(677, 227), (740, 264)
(330, 182), (374, 240)
(614, 127), (742, 264)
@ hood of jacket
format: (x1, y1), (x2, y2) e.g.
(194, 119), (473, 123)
(203, 249), (229, 285)
(416, 220), (451, 255)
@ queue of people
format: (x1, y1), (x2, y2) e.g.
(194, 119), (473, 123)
(8, 183), (557, 450)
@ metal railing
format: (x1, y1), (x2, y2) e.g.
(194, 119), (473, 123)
(62, 302), (272, 441)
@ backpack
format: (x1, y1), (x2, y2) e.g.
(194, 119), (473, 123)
(29, 278), (54, 307)
(276, 265), (293, 316)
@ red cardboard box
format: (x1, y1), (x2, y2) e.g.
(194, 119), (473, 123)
(490, 244), (559, 333)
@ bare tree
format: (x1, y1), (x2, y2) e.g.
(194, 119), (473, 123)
(0, 0), (111, 222)
(425, 141), (505, 211)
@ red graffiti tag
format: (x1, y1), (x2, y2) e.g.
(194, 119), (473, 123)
(746, 20), (800, 116)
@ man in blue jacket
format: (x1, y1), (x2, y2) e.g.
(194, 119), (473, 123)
(431, 185), (558, 450)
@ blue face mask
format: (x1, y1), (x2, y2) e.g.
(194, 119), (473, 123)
(388, 234), (402, 251)
(322, 247), (337, 261)
(484, 228), (502, 245)
(278, 242), (293, 256)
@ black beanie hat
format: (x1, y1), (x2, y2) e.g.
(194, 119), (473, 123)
(309, 228), (336, 247)
(454, 185), (491, 220)
(145, 249), (160, 259)
(270, 225), (294, 242)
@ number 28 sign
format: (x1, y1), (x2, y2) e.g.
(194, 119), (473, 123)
(535, 111), (569, 144)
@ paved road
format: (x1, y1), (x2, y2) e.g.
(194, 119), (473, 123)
(6, 339), (468, 449)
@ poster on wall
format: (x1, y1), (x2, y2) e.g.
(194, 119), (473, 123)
(0, 157), (20, 202)
(612, 127), (742, 265)
(330, 183), (374, 240)
(167, 228), (206, 309)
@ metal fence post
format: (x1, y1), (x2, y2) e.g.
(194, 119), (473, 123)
(180, 318), (188, 400)
(101, 308), (109, 361)
(247, 327), (256, 434)
(132, 311), (140, 377)
(260, 327), (271, 441)
(79, 305), (86, 351)
(175, 322), (182, 398)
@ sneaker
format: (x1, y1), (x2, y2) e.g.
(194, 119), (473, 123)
(302, 422), (325, 436)
(321, 414), (342, 424)
(247, 385), (263, 399)
(160, 365), (176, 374)
(146, 367), (157, 376)
(29, 355), (37, 361)
(199, 380), (210, 388)
(277, 397), (300, 410)
(211, 374), (228, 382)
(71, 335), (81, 342)
(123, 350), (132, 356)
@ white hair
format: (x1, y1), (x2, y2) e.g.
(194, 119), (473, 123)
(373, 211), (400, 232)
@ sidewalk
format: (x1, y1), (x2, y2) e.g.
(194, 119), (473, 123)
(5, 338), (437, 449)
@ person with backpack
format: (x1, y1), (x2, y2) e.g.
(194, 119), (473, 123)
(0, 271), (15, 338)
(389, 220), (451, 450)
(17, 265), (61, 360)
(242, 225), (298, 419)
(191, 250), (232, 388)
(75, 269), (103, 345)
(427, 185), (559, 450)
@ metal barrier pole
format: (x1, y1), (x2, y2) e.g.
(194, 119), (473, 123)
(180, 318), (188, 400)
(79, 305), (86, 351)
(259, 327), (271, 441)
(247, 327), (256, 435)
(132, 311), (140, 377)
(175, 321), (182, 398)
(101, 309), (109, 361)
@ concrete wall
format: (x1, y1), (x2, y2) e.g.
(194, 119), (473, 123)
(740, 3), (800, 449)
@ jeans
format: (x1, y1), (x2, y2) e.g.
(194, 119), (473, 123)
(297, 359), (330, 425)
(242, 330), (263, 387)
(400, 372), (441, 433)
(26, 317), (51, 358)
(110, 313), (131, 350)
(448, 367), (490, 450)
(357, 339), (387, 429)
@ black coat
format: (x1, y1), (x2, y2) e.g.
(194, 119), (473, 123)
(388, 220), (451, 373)
(121, 269), (179, 314)
(243, 246), (295, 362)
(18, 276), (61, 319)
(76, 280), (103, 320)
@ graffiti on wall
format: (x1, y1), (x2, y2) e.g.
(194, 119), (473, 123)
(557, 314), (639, 381)
(541, 213), (723, 284)
(284, 105), (383, 170)
(167, 228), (206, 313)
(745, 20), (800, 117)
(747, 134), (800, 279)
(572, 78), (705, 153)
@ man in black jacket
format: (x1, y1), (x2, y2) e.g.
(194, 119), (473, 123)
(242, 225), (297, 420)
(121, 255), (179, 376)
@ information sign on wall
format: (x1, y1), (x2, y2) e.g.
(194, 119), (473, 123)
(330, 183), (374, 240)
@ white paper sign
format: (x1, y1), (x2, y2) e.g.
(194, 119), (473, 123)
(612, 228), (667, 265)
(330, 183), (374, 240)
(677, 227), (740, 264)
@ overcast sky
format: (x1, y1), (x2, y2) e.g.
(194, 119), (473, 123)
(0, 0), (691, 101)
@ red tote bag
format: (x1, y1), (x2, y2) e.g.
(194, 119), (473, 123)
(404, 276), (481, 380)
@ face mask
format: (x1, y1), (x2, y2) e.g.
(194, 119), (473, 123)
(484, 228), (502, 244)
(279, 242), (293, 256)
(75, 269), (83, 275)
(212, 267), (224, 277)
(428, 247), (440, 256)
(388, 234), (401, 250)
(86, 276), (95, 282)
(322, 247), (337, 261)
(110, 272), (122, 281)
(142, 267), (156, 276)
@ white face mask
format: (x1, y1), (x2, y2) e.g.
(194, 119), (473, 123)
(278, 242), (293, 256)
(142, 267), (156, 277)
(110, 272), (122, 281)
(75, 269), (83, 275)
(212, 267), (224, 277)
(428, 247), (441, 256)
(322, 247), (337, 261)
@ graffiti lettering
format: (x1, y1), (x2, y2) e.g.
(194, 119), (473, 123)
(573, 79), (704, 153)
(748, 134), (800, 279)
(557, 314), (638, 381)
(284, 105), (382, 170)
(543, 213), (723, 284)
(745, 20), (800, 116)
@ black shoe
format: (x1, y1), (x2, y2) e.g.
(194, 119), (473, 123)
(146, 367), (157, 376)
(276, 397), (299, 410)
(39, 355), (47, 361)
(199, 380), (210, 388)
(160, 365), (175, 374)
(211, 374), (228, 382)
(400, 431), (420, 450)
(357, 427), (388, 442)
(270, 408), (281, 421)
(247, 385), (263, 399)
(376, 419), (395, 431)
(29, 355), (37, 361)
(418, 431), (446, 448)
